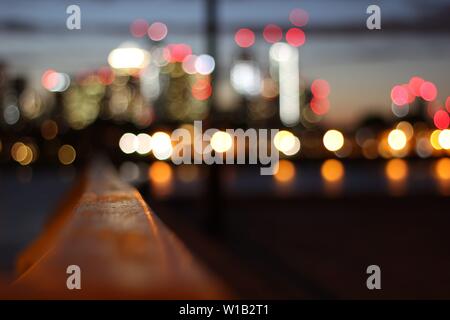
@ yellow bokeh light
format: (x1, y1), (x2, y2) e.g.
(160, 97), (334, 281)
(387, 129), (407, 151)
(58, 144), (76, 165)
(385, 158), (408, 181)
(274, 131), (300, 156)
(438, 129), (450, 150)
(323, 130), (344, 152)
(210, 131), (233, 153)
(321, 159), (344, 182)
(12, 142), (27, 162)
(430, 130), (442, 150)
(148, 161), (173, 184)
(274, 160), (296, 183)
(435, 158), (450, 180)
(396, 121), (414, 140)
(274, 130), (294, 151)
(20, 146), (33, 166)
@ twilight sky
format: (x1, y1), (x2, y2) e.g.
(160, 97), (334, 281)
(0, 0), (449, 127)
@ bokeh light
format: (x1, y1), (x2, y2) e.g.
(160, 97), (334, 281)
(274, 160), (296, 183)
(391, 103), (409, 118)
(195, 54), (215, 75)
(11, 142), (35, 165)
(164, 43), (192, 63)
(41, 120), (58, 140)
(182, 55), (198, 74)
(310, 98), (330, 115)
(4, 105), (20, 125)
(408, 76), (424, 97)
(390, 85), (409, 106)
(323, 130), (344, 152)
(321, 159), (344, 183)
(285, 28), (306, 47)
(148, 161), (173, 184)
(420, 81), (438, 102)
(58, 144), (76, 165)
(311, 79), (330, 99)
(210, 131), (233, 153)
(430, 130), (443, 150)
(289, 8), (309, 27)
(130, 19), (149, 38)
(41, 70), (70, 92)
(191, 78), (212, 101)
(119, 133), (138, 154)
(438, 129), (450, 149)
(433, 110), (450, 130)
(136, 133), (152, 155)
(416, 137), (433, 158)
(151, 132), (173, 160)
(387, 129), (407, 151)
(108, 45), (150, 69)
(230, 61), (262, 96)
(385, 158), (408, 181)
(396, 121), (414, 140)
(119, 161), (140, 183)
(435, 158), (450, 180)
(263, 24), (282, 43)
(234, 28), (255, 48)
(147, 22), (168, 41)
(274, 130), (299, 155)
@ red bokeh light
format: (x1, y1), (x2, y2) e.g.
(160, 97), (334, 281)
(97, 67), (114, 85)
(148, 22), (168, 41)
(310, 98), (330, 115)
(434, 110), (450, 129)
(192, 78), (212, 100)
(289, 8), (309, 27)
(311, 79), (330, 99)
(391, 85), (409, 105)
(41, 69), (58, 90)
(446, 97), (450, 113)
(234, 28), (255, 48)
(263, 24), (282, 43)
(164, 44), (192, 63)
(408, 76), (424, 97)
(285, 28), (306, 47)
(130, 19), (149, 38)
(420, 81), (437, 102)
(402, 84), (415, 104)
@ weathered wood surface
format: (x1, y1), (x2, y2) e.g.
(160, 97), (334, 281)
(5, 159), (229, 299)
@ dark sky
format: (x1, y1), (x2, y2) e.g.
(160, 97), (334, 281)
(0, 0), (449, 126)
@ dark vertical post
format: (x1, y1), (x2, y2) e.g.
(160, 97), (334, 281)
(205, 0), (223, 236)
(206, 0), (218, 84)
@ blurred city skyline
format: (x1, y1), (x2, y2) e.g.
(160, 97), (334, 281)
(0, 0), (449, 127)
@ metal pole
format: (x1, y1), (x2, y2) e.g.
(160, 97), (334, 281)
(205, 0), (224, 236)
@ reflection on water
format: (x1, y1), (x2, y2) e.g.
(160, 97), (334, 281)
(385, 158), (408, 196)
(321, 159), (344, 196)
(434, 158), (450, 196)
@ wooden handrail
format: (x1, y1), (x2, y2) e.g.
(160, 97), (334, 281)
(5, 159), (229, 299)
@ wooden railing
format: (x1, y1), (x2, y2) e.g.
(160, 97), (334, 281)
(5, 159), (229, 299)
